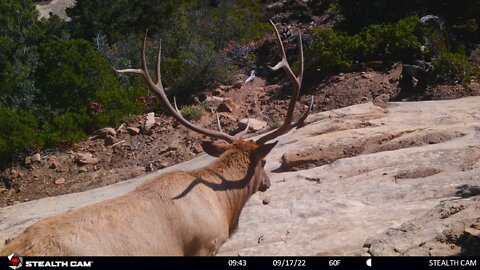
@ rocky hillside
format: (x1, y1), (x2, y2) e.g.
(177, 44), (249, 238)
(0, 0), (477, 256)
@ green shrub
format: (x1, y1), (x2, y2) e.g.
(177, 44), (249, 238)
(35, 39), (121, 112)
(180, 105), (205, 121)
(357, 16), (421, 61)
(338, 0), (480, 35)
(304, 16), (421, 81)
(67, 0), (266, 98)
(0, 108), (40, 164)
(0, 0), (42, 109)
(304, 28), (355, 79)
(161, 41), (232, 97)
(92, 82), (144, 130)
(433, 52), (480, 83)
(41, 111), (89, 147)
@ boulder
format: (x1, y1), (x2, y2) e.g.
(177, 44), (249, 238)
(54, 178), (66, 185)
(76, 153), (98, 165)
(24, 156), (31, 165)
(97, 127), (116, 138)
(142, 112), (156, 132)
(232, 80), (243, 89)
(126, 127), (140, 135)
(203, 96), (225, 109)
(31, 153), (41, 163)
(217, 98), (238, 113)
(49, 160), (60, 170)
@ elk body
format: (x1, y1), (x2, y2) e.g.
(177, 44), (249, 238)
(1, 21), (312, 256)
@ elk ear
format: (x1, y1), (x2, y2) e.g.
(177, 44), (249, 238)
(255, 141), (278, 159)
(201, 141), (231, 157)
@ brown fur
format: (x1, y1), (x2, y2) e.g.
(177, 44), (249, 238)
(0, 140), (276, 256)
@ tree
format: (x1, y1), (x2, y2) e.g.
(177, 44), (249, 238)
(35, 39), (121, 113)
(0, 0), (42, 109)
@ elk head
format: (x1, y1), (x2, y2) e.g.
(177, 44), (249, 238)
(116, 20), (312, 195)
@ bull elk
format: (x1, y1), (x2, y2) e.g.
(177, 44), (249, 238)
(1, 21), (312, 256)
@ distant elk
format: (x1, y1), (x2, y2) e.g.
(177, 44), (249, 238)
(1, 21), (312, 256)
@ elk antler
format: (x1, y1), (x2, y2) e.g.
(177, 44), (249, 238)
(256, 20), (313, 145)
(115, 33), (248, 143)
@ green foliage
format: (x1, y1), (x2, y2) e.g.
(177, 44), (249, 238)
(67, 0), (267, 96)
(92, 82), (144, 130)
(0, 108), (40, 164)
(35, 39), (121, 112)
(433, 52), (480, 83)
(180, 105), (205, 121)
(356, 16), (421, 60)
(338, 0), (480, 34)
(304, 28), (355, 78)
(67, 0), (267, 49)
(162, 42), (232, 96)
(0, 38), (144, 164)
(0, 0), (42, 109)
(41, 111), (88, 147)
(305, 16), (421, 80)
(35, 39), (143, 140)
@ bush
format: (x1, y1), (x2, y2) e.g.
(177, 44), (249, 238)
(161, 41), (232, 97)
(0, 108), (40, 164)
(338, 0), (480, 32)
(0, 0), (42, 109)
(92, 82), (144, 130)
(41, 112), (89, 147)
(304, 16), (421, 81)
(35, 39), (122, 112)
(67, 0), (267, 97)
(433, 52), (480, 83)
(180, 105), (205, 121)
(357, 16), (421, 61)
(32, 39), (144, 149)
(304, 28), (356, 78)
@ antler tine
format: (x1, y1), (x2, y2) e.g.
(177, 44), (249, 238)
(173, 96), (180, 112)
(298, 32), (304, 85)
(116, 33), (237, 143)
(234, 119), (250, 139)
(216, 113), (224, 133)
(155, 40), (162, 87)
(268, 20), (300, 89)
(256, 21), (312, 145)
(292, 96), (314, 128)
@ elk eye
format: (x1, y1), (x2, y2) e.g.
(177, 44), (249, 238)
(261, 160), (266, 167)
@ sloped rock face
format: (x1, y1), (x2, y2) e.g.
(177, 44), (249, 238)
(1, 97), (480, 256)
(364, 196), (480, 256)
(218, 97), (480, 256)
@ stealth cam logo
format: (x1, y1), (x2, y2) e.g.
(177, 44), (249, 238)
(7, 253), (23, 270)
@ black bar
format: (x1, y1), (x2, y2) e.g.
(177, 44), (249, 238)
(2, 256), (478, 270)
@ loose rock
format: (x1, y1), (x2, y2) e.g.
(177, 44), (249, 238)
(127, 127), (140, 135)
(262, 196), (272, 205)
(142, 112), (156, 132)
(31, 153), (41, 163)
(217, 98), (238, 113)
(54, 178), (66, 185)
(76, 153), (99, 165)
(49, 160), (60, 170)
(97, 127), (116, 138)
